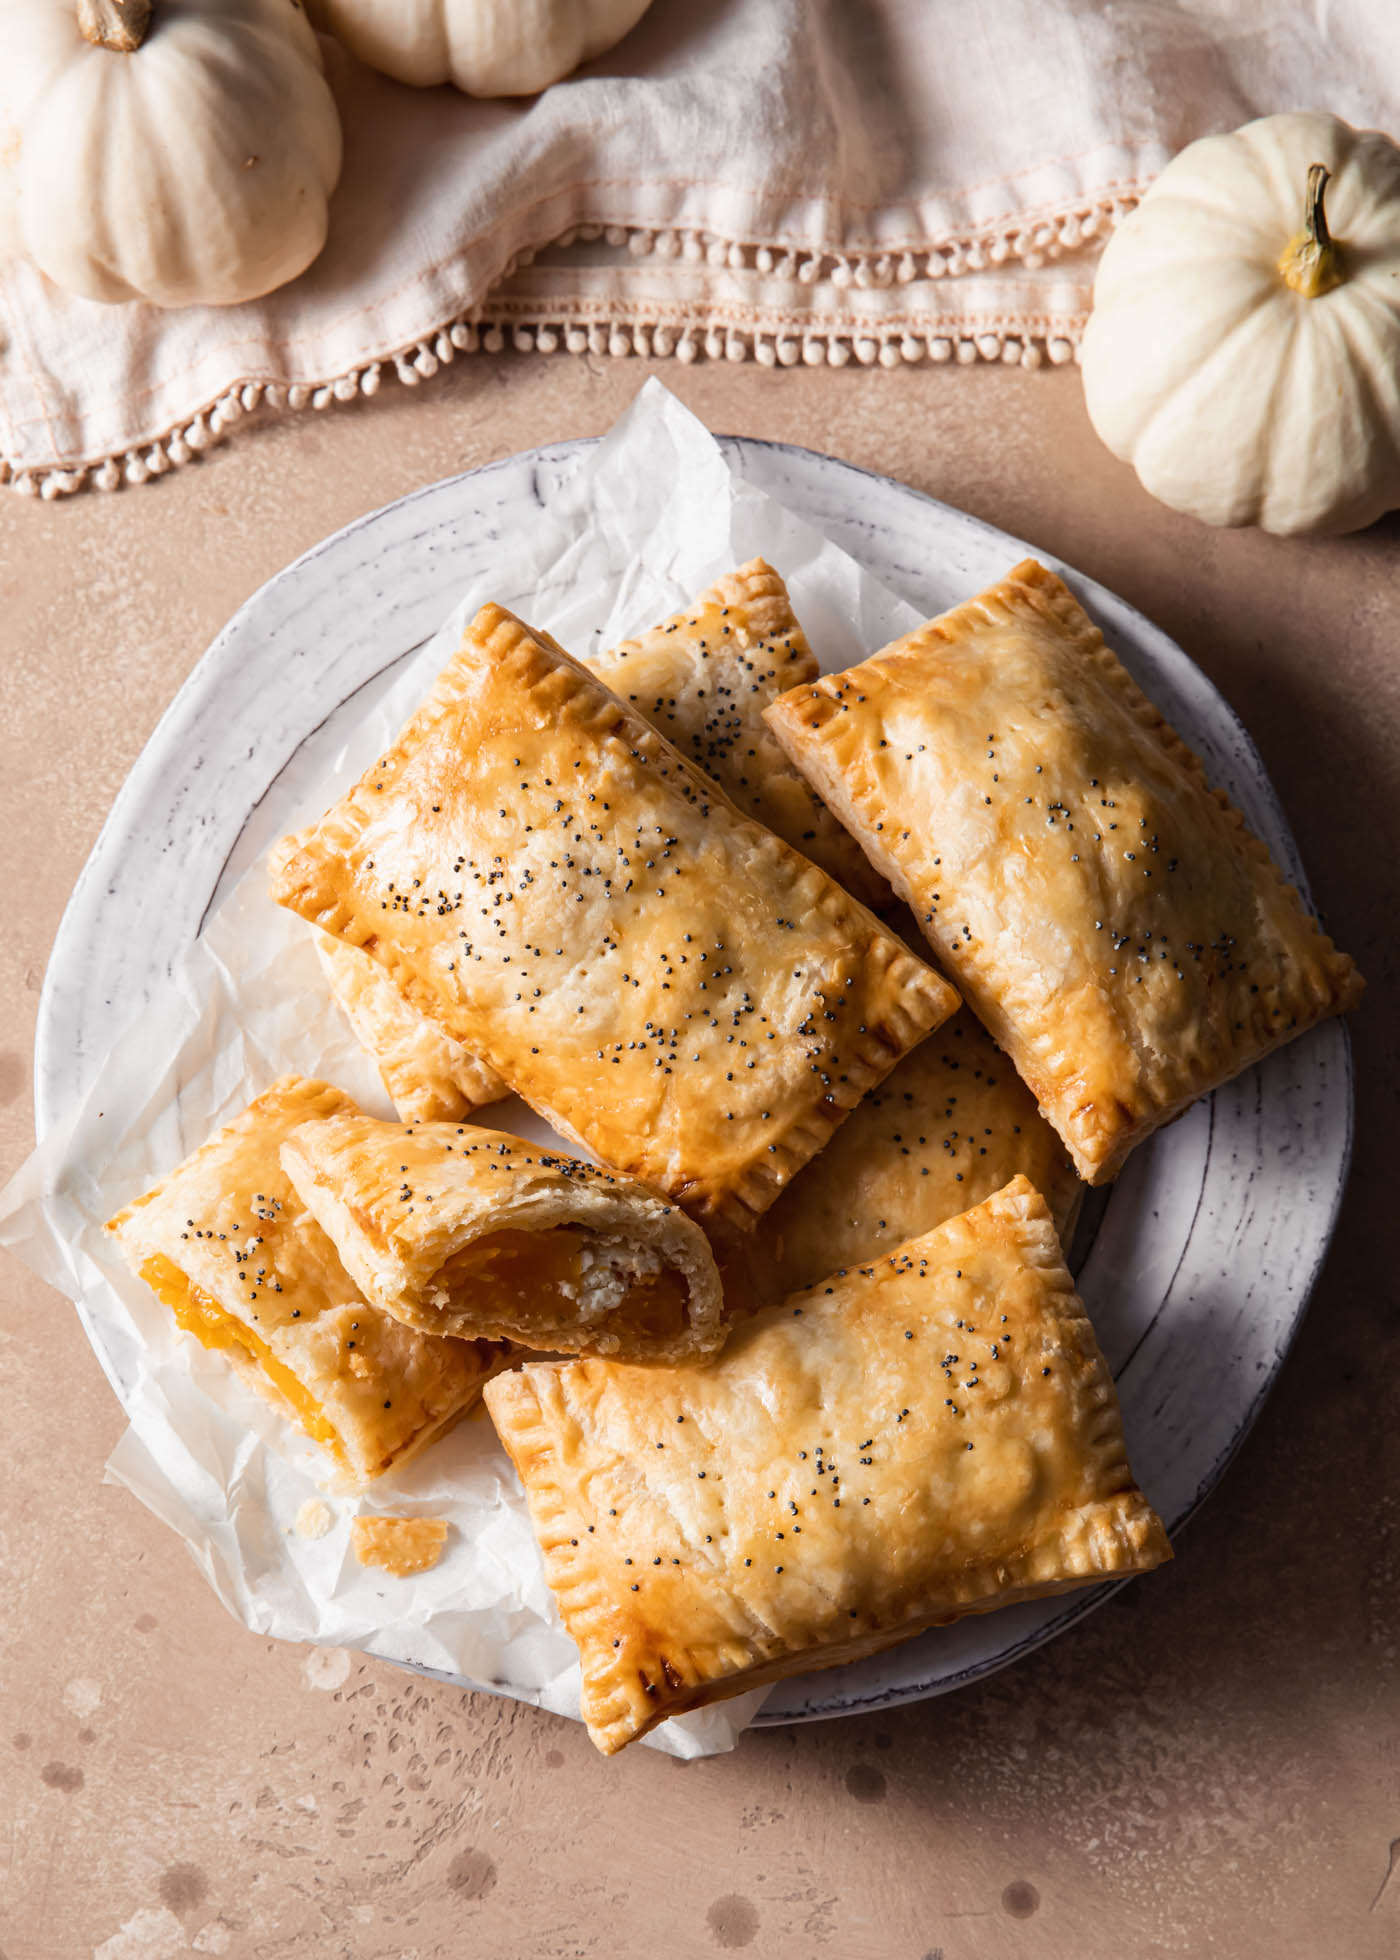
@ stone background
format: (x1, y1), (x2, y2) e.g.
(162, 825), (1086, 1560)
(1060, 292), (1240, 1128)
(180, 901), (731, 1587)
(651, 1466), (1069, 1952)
(1, 355), (1396, 1959)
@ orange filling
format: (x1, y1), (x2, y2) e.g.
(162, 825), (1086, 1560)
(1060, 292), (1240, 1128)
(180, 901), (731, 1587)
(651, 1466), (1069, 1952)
(141, 1254), (346, 1466)
(438, 1227), (690, 1343)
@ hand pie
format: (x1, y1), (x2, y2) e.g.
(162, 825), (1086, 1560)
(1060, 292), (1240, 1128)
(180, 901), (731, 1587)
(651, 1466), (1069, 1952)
(106, 1077), (502, 1484)
(485, 1176), (1170, 1754)
(281, 1111), (725, 1364)
(309, 564), (885, 1127)
(765, 559), (1363, 1183)
(315, 931), (507, 1123)
(741, 1009), (1081, 1304)
(588, 559), (887, 905)
(269, 604), (957, 1237)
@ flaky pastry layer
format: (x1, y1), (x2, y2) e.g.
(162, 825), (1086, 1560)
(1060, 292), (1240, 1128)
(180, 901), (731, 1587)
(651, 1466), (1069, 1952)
(590, 559), (886, 903)
(315, 932), (507, 1122)
(740, 1007), (1081, 1302)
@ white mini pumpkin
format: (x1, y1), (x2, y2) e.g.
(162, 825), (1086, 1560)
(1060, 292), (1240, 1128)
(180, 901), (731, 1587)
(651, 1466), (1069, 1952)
(0, 0), (343, 308)
(1081, 112), (1400, 536)
(303, 0), (652, 96)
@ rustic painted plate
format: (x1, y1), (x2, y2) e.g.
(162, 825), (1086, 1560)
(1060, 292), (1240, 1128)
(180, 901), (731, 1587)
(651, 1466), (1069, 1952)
(35, 436), (1353, 1729)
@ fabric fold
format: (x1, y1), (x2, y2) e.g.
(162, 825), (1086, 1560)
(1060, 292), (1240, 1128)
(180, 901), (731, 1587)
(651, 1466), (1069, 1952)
(0, 0), (1395, 495)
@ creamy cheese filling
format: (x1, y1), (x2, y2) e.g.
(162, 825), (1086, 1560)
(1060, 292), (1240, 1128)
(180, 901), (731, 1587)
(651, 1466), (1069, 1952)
(426, 1226), (690, 1343)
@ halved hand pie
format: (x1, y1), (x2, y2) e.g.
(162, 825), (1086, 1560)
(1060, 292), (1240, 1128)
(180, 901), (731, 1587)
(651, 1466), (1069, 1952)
(484, 1176), (1170, 1754)
(281, 1111), (725, 1364)
(269, 603), (956, 1237)
(740, 1007), (1081, 1304)
(315, 931), (507, 1123)
(765, 559), (1363, 1182)
(106, 1076), (501, 1484)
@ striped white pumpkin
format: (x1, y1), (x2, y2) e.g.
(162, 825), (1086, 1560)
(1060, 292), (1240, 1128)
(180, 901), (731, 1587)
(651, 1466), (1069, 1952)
(303, 0), (652, 96)
(1082, 112), (1400, 536)
(0, 0), (342, 307)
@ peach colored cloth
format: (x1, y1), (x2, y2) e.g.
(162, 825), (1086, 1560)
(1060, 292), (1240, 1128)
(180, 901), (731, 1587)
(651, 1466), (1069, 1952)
(1, 0), (1396, 495)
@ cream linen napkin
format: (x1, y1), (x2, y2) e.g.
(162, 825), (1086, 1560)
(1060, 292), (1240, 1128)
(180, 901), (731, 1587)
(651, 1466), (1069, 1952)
(1, 0), (1397, 496)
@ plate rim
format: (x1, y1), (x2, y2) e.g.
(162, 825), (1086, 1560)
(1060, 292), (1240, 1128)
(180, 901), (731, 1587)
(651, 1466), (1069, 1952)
(31, 430), (1356, 1730)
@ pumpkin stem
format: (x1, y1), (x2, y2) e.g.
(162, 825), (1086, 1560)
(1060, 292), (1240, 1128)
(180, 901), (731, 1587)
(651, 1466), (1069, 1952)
(76, 0), (152, 52)
(1278, 162), (1344, 298)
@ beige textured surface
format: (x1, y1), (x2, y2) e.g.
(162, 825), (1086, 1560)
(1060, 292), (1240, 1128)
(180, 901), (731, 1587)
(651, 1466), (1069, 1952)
(1, 355), (1396, 1959)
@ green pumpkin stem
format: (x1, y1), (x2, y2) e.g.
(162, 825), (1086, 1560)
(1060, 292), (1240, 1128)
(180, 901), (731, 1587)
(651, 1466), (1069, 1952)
(77, 0), (153, 52)
(1278, 162), (1344, 298)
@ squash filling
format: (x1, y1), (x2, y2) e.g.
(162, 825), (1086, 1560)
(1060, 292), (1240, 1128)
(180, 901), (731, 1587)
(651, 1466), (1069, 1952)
(140, 1253), (347, 1465)
(426, 1226), (690, 1344)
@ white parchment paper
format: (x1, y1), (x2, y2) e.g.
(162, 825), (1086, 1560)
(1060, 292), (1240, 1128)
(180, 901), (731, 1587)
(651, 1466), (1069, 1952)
(0, 381), (925, 1757)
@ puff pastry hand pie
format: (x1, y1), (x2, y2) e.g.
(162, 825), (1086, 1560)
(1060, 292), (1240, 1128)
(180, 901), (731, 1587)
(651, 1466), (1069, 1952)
(589, 559), (886, 905)
(315, 931), (507, 1123)
(106, 1077), (501, 1484)
(309, 564), (886, 1127)
(741, 1008), (1081, 1304)
(765, 559), (1363, 1182)
(485, 1176), (1170, 1754)
(269, 604), (957, 1236)
(281, 1112), (725, 1364)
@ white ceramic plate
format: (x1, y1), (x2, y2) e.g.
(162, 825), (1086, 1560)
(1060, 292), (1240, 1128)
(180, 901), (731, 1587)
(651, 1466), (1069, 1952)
(36, 437), (1353, 1727)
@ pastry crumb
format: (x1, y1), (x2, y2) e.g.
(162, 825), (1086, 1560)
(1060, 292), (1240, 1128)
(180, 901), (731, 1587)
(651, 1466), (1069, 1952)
(295, 1497), (335, 1541)
(351, 1515), (449, 1576)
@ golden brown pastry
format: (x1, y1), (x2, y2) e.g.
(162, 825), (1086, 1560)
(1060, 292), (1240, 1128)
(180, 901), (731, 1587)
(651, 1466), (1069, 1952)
(351, 1515), (449, 1575)
(765, 559), (1363, 1183)
(281, 1112), (725, 1364)
(314, 931), (507, 1122)
(310, 564), (885, 1125)
(106, 1077), (501, 1484)
(485, 1176), (1170, 1755)
(589, 559), (887, 904)
(741, 1009), (1081, 1303)
(269, 603), (957, 1238)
